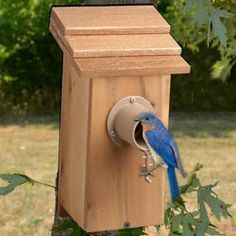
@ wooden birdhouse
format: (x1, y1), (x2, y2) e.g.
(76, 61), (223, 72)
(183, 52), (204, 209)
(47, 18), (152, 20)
(49, 5), (190, 232)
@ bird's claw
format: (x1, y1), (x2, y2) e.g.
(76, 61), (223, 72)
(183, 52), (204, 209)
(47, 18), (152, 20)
(140, 169), (155, 177)
(140, 170), (153, 183)
(145, 176), (152, 183)
(158, 163), (168, 169)
(141, 149), (165, 183)
(141, 162), (167, 183)
(140, 166), (156, 184)
(151, 162), (168, 169)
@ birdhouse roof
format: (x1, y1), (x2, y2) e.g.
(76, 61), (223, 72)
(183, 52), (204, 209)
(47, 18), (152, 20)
(50, 5), (190, 77)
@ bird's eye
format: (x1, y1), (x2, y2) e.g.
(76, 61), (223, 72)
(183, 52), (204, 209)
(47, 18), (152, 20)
(145, 117), (149, 121)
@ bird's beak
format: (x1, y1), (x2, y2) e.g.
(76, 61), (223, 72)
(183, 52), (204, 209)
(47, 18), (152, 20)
(134, 118), (140, 122)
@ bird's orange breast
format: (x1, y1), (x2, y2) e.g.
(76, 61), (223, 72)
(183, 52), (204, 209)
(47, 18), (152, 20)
(143, 124), (155, 132)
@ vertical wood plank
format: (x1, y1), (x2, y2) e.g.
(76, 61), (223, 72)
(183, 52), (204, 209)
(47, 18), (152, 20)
(142, 75), (171, 127)
(58, 53), (91, 227)
(84, 76), (169, 231)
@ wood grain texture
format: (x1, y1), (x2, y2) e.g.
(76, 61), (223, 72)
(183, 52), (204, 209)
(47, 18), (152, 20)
(58, 54), (91, 226)
(83, 76), (168, 231)
(146, 75), (171, 127)
(50, 18), (68, 53)
(58, 70), (169, 231)
(51, 6), (170, 35)
(65, 34), (181, 58)
(49, 5), (191, 77)
(76, 55), (190, 78)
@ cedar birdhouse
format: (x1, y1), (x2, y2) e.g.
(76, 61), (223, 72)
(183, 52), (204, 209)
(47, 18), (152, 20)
(49, 5), (190, 232)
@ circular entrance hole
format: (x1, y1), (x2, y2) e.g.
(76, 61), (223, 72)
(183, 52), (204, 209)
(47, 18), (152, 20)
(134, 122), (148, 151)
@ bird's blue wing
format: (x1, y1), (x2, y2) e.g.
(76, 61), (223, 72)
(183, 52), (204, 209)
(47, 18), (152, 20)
(169, 137), (180, 159)
(153, 126), (186, 177)
(169, 133), (187, 177)
(145, 130), (177, 168)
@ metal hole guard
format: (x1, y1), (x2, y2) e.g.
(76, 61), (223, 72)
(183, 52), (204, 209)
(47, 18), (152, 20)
(107, 96), (155, 151)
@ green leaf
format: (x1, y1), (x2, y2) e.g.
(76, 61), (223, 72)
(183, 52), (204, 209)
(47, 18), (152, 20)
(51, 219), (76, 232)
(180, 163), (203, 194)
(193, 0), (209, 26)
(155, 225), (161, 234)
(198, 196), (209, 222)
(206, 226), (223, 235)
(165, 164), (232, 236)
(187, 175), (201, 193)
(171, 215), (183, 232)
(191, 211), (199, 217)
(51, 219), (87, 236)
(182, 214), (195, 236)
(211, 57), (232, 81)
(196, 195), (209, 235)
(183, 1), (233, 47)
(164, 208), (171, 227)
(117, 227), (146, 236)
(17, 173), (35, 185)
(210, 8), (234, 46)
(169, 232), (182, 236)
(183, 0), (195, 12)
(200, 187), (232, 220)
(193, 163), (204, 172)
(183, 0), (209, 25)
(71, 227), (84, 236)
(0, 174), (33, 196)
(173, 197), (186, 208)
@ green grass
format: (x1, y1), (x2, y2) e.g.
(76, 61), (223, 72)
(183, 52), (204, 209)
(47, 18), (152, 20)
(0, 113), (236, 235)
(170, 113), (236, 236)
(0, 117), (59, 236)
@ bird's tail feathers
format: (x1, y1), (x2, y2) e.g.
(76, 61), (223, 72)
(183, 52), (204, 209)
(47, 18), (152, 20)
(167, 166), (180, 201)
(179, 163), (187, 178)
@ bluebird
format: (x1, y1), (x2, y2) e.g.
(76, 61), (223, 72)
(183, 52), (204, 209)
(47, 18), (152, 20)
(135, 112), (186, 201)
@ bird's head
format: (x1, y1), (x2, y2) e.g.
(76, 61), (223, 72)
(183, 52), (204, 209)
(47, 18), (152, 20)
(135, 112), (159, 126)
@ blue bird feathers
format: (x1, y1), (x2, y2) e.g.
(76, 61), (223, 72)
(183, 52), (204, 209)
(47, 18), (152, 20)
(136, 112), (187, 201)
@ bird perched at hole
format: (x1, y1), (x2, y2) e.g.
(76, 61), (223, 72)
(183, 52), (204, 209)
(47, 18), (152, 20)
(135, 112), (187, 201)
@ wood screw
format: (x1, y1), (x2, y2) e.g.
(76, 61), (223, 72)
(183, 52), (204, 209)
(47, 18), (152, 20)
(123, 221), (130, 228)
(130, 97), (136, 103)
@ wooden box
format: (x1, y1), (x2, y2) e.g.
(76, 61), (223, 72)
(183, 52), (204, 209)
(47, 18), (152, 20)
(49, 5), (190, 232)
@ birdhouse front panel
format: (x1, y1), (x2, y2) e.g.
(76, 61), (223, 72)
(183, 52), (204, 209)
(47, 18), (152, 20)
(85, 76), (169, 231)
(50, 5), (190, 232)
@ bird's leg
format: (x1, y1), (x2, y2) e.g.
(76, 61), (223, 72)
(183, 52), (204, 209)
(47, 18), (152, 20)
(140, 150), (155, 183)
(149, 159), (168, 172)
(158, 162), (168, 169)
(150, 157), (167, 170)
(140, 149), (167, 183)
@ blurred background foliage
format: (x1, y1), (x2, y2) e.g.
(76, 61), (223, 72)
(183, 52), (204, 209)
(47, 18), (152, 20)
(0, 0), (235, 115)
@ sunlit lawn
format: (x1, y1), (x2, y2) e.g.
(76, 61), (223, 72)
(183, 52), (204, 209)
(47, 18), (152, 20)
(0, 113), (235, 236)
(0, 117), (59, 236)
